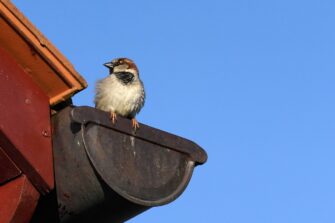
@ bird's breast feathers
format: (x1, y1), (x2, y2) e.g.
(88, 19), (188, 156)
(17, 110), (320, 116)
(95, 76), (145, 117)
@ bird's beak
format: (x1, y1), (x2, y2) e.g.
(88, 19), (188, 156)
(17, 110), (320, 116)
(103, 62), (114, 69)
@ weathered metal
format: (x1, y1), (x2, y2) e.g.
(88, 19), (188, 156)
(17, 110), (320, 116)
(52, 106), (207, 222)
(0, 175), (39, 223)
(0, 46), (54, 193)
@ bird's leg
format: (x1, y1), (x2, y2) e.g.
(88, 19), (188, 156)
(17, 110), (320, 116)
(110, 112), (117, 124)
(131, 118), (140, 130)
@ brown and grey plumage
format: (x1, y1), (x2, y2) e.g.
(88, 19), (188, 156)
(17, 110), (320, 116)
(94, 58), (145, 129)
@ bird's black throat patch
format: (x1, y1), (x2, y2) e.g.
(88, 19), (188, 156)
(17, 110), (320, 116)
(114, 72), (134, 84)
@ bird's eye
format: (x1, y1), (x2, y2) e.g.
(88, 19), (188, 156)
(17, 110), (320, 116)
(119, 60), (123, 64)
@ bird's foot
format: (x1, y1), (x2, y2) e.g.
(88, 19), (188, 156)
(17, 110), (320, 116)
(110, 112), (117, 124)
(131, 118), (140, 130)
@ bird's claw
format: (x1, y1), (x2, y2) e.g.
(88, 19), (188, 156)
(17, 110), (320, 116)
(110, 112), (117, 124)
(131, 118), (140, 130)
(110, 113), (139, 130)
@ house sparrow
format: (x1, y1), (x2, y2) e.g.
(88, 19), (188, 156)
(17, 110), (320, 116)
(94, 58), (145, 129)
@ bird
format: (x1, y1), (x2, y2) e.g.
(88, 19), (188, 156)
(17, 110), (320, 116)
(94, 58), (145, 130)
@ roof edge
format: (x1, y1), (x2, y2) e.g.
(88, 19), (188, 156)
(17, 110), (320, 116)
(0, 0), (87, 105)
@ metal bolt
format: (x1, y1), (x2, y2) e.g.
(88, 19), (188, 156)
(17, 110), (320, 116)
(42, 130), (50, 137)
(25, 98), (32, 104)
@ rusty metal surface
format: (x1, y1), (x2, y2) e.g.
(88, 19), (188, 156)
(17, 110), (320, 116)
(52, 107), (148, 223)
(0, 46), (54, 193)
(0, 146), (21, 184)
(0, 175), (40, 223)
(71, 106), (207, 165)
(84, 124), (193, 206)
(52, 106), (207, 222)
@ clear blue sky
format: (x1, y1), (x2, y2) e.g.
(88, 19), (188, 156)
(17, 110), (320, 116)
(13, 0), (335, 222)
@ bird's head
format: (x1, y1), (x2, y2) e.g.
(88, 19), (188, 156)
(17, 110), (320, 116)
(104, 58), (139, 77)
(103, 58), (139, 84)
